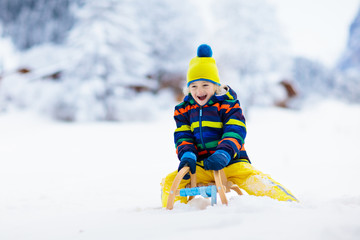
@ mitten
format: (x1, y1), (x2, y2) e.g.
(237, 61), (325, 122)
(203, 150), (231, 171)
(178, 152), (197, 180)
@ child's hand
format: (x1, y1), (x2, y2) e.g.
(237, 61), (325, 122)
(178, 152), (197, 179)
(204, 150), (231, 170)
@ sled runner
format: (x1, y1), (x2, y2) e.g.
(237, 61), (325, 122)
(166, 166), (243, 210)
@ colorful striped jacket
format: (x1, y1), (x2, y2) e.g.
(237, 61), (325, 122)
(174, 86), (250, 167)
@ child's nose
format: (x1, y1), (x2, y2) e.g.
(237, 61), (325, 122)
(197, 88), (205, 95)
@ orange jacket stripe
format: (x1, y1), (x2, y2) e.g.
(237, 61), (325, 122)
(219, 137), (242, 151)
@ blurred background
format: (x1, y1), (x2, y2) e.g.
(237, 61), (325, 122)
(0, 0), (359, 122)
(1, 2), (360, 237)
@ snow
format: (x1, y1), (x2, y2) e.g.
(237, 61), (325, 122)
(1, 99), (360, 239)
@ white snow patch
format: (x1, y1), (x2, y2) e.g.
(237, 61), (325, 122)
(1, 99), (360, 239)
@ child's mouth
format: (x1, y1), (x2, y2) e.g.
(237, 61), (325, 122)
(197, 95), (207, 101)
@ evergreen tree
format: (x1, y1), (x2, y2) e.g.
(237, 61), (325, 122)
(55, 0), (154, 121)
(0, 0), (77, 50)
(291, 57), (335, 97)
(338, 8), (360, 72)
(336, 7), (360, 102)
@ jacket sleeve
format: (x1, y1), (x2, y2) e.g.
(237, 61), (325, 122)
(216, 99), (247, 159)
(174, 105), (197, 161)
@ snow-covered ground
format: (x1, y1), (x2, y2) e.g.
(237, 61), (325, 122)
(1, 99), (360, 240)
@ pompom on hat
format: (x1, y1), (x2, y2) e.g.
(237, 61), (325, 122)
(187, 44), (220, 87)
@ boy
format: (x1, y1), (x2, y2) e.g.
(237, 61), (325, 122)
(161, 44), (298, 208)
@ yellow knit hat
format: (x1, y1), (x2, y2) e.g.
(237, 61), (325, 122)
(187, 44), (220, 87)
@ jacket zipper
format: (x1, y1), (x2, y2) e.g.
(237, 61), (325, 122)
(199, 107), (207, 151)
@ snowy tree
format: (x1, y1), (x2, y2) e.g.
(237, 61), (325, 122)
(338, 8), (360, 72)
(208, 0), (291, 108)
(135, 0), (205, 94)
(65, 0), (152, 86)
(53, 0), (155, 121)
(334, 7), (360, 102)
(0, 0), (157, 121)
(291, 57), (335, 98)
(0, 0), (77, 50)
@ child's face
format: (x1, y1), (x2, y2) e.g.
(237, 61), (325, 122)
(189, 81), (217, 106)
